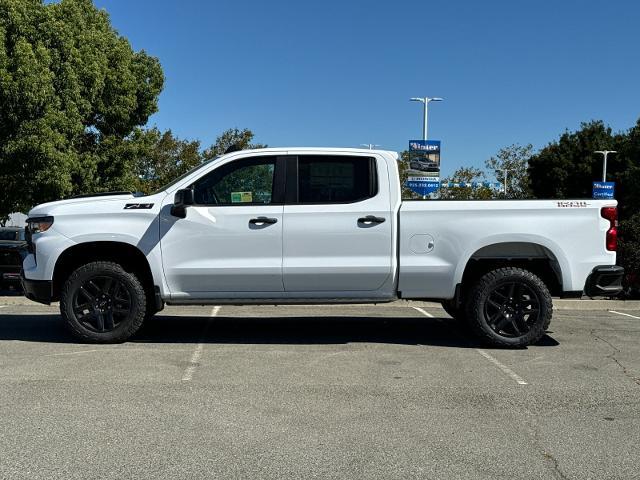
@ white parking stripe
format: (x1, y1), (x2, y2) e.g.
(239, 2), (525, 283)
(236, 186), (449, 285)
(46, 349), (101, 356)
(182, 306), (220, 382)
(412, 306), (445, 323)
(475, 349), (528, 385)
(412, 306), (434, 318)
(609, 310), (640, 320)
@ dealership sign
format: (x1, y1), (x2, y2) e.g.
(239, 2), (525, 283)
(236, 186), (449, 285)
(407, 140), (441, 177)
(409, 140), (441, 152)
(406, 176), (440, 196)
(592, 181), (615, 199)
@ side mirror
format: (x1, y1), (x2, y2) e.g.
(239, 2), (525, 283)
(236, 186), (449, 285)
(170, 188), (194, 218)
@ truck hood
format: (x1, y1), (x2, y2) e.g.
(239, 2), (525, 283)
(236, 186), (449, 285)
(28, 192), (138, 217)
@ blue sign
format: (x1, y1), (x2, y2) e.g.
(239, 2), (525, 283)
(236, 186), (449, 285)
(409, 140), (441, 152)
(593, 181), (615, 199)
(406, 176), (440, 196)
(408, 140), (441, 174)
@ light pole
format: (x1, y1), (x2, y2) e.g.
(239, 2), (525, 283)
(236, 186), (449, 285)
(410, 97), (443, 140)
(496, 168), (512, 197)
(594, 151), (617, 182)
(360, 143), (381, 150)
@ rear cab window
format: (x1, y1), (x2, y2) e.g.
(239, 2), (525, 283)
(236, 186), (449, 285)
(296, 155), (377, 204)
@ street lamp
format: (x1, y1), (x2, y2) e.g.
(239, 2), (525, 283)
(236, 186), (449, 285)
(594, 151), (617, 182)
(496, 168), (513, 197)
(360, 143), (381, 150)
(410, 97), (443, 140)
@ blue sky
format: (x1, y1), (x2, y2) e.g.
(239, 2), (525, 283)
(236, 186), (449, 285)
(94, 0), (640, 177)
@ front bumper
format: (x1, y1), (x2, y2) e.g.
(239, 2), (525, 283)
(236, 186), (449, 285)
(584, 265), (624, 297)
(20, 271), (53, 305)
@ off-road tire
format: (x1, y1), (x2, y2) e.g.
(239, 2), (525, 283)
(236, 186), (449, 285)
(60, 261), (147, 343)
(465, 267), (552, 347)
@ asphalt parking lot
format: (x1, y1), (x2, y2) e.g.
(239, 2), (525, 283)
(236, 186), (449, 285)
(0, 297), (639, 480)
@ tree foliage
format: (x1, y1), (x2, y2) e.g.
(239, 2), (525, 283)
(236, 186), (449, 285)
(203, 127), (266, 160)
(485, 144), (533, 199)
(439, 167), (494, 200)
(133, 127), (265, 194)
(527, 121), (626, 200)
(0, 0), (163, 218)
(133, 128), (202, 194)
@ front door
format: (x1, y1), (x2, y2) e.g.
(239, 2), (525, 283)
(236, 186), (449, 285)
(160, 156), (285, 296)
(282, 154), (394, 293)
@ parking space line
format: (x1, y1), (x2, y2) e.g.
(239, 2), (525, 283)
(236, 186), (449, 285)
(411, 305), (445, 323)
(609, 310), (640, 320)
(182, 306), (220, 382)
(46, 349), (101, 356)
(475, 349), (528, 385)
(412, 306), (433, 317)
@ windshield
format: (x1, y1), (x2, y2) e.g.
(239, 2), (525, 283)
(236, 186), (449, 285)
(151, 156), (220, 195)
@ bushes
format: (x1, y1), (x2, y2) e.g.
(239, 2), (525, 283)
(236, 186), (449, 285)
(618, 213), (640, 298)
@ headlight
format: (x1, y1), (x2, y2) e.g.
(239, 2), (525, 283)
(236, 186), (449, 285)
(26, 216), (54, 234)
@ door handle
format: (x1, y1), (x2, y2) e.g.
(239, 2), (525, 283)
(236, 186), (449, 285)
(249, 216), (278, 225)
(357, 215), (386, 225)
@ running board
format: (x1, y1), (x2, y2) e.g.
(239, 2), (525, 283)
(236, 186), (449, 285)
(166, 297), (397, 306)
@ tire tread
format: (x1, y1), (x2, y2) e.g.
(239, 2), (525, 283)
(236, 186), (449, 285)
(465, 267), (553, 347)
(60, 261), (146, 343)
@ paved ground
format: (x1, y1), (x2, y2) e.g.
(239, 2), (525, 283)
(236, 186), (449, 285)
(0, 298), (639, 479)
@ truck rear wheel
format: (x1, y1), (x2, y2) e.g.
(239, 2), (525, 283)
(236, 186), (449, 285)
(60, 261), (147, 343)
(465, 267), (552, 347)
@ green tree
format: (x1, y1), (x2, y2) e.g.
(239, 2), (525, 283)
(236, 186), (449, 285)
(0, 0), (163, 218)
(440, 167), (494, 200)
(397, 150), (418, 199)
(133, 128), (202, 194)
(527, 121), (623, 199)
(203, 128), (266, 160)
(485, 144), (533, 199)
(132, 127), (266, 194)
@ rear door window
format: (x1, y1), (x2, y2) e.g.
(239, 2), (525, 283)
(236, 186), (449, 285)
(296, 156), (377, 204)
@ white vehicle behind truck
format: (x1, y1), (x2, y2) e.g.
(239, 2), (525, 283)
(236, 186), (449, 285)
(21, 148), (623, 346)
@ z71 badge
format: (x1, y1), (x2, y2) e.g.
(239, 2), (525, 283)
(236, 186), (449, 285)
(124, 203), (154, 209)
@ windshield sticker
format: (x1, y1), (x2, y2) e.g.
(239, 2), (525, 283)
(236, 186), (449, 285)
(231, 192), (253, 203)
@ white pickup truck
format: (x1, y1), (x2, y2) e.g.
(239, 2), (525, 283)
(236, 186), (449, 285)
(21, 148), (623, 346)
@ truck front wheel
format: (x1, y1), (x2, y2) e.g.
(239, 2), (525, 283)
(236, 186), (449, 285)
(465, 267), (552, 347)
(60, 261), (147, 343)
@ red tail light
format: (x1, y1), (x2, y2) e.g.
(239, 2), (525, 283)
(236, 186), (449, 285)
(601, 207), (618, 251)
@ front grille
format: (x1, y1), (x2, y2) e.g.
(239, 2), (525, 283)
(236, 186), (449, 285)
(0, 250), (21, 266)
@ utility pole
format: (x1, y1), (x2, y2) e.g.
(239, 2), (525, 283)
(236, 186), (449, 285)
(594, 151), (617, 182)
(360, 144), (381, 150)
(409, 96), (443, 140)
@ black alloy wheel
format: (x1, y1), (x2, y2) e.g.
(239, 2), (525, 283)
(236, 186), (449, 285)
(60, 261), (147, 343)
(465, 267), (553, 347)
(72, 275), (132, 333)
(483, 281), (540, 338)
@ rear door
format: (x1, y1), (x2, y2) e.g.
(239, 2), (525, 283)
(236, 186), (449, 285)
(282, 154), (393, 293)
